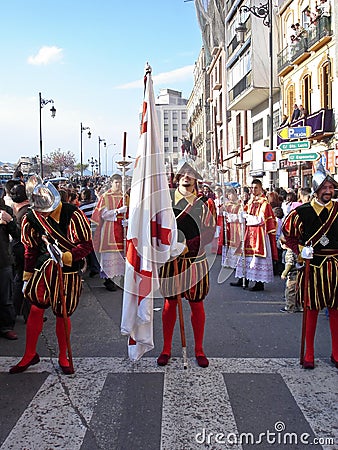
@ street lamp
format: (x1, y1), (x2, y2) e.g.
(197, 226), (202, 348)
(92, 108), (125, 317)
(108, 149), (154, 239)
(39, 92), (56, 178)
(98, 136), (106, 176)
(103, 142), (116, 175)
(88, 157), (98, 176)
(80, 123), (91, 177)
(236, 0), (274, 191)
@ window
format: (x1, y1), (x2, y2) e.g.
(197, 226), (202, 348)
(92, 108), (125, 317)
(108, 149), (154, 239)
(320, 61), (332, 108)
(164, 137), (169, 143)
(253, 119), (263, 142)
(173, 124), (178, 131)
(173, 136), (178, 142)
(164, 111), (169, 120)
(181, 112), (187, 120)
(172, 111), (178, 120)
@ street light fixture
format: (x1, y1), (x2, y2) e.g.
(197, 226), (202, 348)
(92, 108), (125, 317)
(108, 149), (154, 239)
(98, 136), (106, 176)
(88, 157), (98, 176)
(236, 0), (274, 191)
(39, 92), (56, 178)
(80, 123), (91, 177)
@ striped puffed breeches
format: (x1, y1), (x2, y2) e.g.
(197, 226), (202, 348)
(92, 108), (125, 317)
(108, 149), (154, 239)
(159, 253), (209, 302)
(297, 256), (338, 310)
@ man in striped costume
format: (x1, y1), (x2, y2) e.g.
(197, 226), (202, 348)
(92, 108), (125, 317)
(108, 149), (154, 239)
(9, 180), (93, 375)
(158, 162), (216, 368)
(283, 163), (338, 369)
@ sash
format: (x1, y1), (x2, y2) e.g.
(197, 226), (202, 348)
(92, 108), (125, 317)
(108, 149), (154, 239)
(30, 208), (76, 252)
(305, 201), (338, 247)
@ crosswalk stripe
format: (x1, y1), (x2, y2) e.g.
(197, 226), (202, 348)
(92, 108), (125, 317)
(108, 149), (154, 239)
(1, 357), (337, 450)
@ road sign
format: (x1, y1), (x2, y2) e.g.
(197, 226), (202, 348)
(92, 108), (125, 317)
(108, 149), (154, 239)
(278, 126), (312, 139)
(278, 141), (310, 151)
(288, 152), (320, 162)
(263, 151), (276, 162)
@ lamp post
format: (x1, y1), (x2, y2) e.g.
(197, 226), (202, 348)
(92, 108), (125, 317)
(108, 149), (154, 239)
(39, 92), (56, 178)
(236, 0), (274, 191)
(103, 142), (117, 175)
(80, 123), (91, 177)
(88, 157), (98, 176)
(98, 136), (106, 175)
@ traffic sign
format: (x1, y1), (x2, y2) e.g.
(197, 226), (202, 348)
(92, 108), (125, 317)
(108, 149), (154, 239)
(278, 141), (310, 151)
(288, 152), (320, 162)
(278, 126), (312, 139)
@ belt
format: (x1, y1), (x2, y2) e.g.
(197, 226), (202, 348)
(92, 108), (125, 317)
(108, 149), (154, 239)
(179, 252), (206, 264)
(314, 249), (338, 256)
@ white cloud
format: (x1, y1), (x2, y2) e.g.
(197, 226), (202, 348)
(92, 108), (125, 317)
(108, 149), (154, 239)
(116, 65), (194, 90)
(27, 46), (63, 65)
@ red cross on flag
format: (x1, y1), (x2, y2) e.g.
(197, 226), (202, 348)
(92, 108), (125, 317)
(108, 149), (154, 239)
(120, 64), (184, 361)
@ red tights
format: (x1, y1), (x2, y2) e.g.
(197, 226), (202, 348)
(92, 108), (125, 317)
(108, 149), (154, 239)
(304, 307), (338, 362)
(17, 305), (71, 367)
(161, 299), (206, 357)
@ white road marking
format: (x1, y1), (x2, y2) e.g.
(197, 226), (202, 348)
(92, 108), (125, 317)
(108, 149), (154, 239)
(1, 357), (337, 450)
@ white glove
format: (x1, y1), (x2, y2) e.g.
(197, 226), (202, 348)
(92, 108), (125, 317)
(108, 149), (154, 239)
(239, 211), (247, 224)
(301, 245), (314, 259)
(22, 281), (28, 294)
(116, 205), (127, 214)
(101, 208), (117, 222)
(214, 226), (221, 238)
(47, 242), (63, 266)
(245, 214), (264, 226)
(122, 219), (128, 228)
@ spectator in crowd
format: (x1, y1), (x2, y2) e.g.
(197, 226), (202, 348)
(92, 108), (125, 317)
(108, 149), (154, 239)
(0, 198), (20, 340)
(291, 104), (301, 122)
(10, 184), (31, 322)
(279, 237), (302, 313)
(79, 188), (100, 277)
(299, 105), (308, 118)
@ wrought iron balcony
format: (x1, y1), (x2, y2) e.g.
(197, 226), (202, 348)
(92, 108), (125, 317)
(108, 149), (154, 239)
(277, 108), (334, 146)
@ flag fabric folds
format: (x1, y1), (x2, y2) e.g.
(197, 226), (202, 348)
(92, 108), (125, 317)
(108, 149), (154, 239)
(120, 65), (184, 361)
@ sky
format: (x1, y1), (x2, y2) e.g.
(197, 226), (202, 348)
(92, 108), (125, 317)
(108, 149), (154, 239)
(0, 0), (203, 174)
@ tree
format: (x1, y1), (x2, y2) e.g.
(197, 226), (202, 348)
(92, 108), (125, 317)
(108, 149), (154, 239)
(45, 149), (76, 176)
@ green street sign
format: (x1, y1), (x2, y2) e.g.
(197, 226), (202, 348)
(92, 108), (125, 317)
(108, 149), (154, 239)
(279, 141), (310, 151)
(288, 152), (320, 162)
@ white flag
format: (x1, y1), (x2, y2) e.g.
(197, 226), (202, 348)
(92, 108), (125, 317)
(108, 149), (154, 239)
(120, 65), (184, 361)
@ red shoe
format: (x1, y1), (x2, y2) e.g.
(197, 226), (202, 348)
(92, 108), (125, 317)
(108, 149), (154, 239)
(1, 330), (18, 340)
(157, 353), (171, 366)
(196, 355), (209, 368)
(303, 359), (315, 370)
(59, 362), (75, 375)
(330, 355), (338, 368)
(9, 353), (40, 374)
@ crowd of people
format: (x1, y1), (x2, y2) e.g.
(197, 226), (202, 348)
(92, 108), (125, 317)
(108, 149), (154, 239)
(1, 160), (337, 372)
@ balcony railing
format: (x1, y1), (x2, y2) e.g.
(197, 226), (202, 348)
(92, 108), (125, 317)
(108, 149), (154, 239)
(229, 71), (252, 103)
(307, 18), (332, 49)
(277, 108), (334, 146)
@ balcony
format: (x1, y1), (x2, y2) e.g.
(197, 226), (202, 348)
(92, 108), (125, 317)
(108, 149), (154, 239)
(307, 19), (333, 52)
(277, 108), (334, 146)
(277, 46), (294, 77)
(289, 38), (311, 66)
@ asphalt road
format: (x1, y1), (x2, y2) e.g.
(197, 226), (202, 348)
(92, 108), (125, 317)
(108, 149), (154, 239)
(0, 255), (337, 450)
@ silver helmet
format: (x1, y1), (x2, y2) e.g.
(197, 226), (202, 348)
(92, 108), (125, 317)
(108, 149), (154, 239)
(31, 181), (61, 212)
(25, 174), (43, 201)
(312, 161), (338, 193)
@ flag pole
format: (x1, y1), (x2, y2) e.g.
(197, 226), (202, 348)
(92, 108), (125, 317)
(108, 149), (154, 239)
(116, 132), (131, 257)
(300, 259), (311, 365)
(173, 258), (188, 369)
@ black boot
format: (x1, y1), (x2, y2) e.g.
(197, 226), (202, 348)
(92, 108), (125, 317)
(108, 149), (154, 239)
(249, 281), (264, 291)
(230, 278), (243, 287)
(230, 278), (249, 287)
(104, 278), (116, 291)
